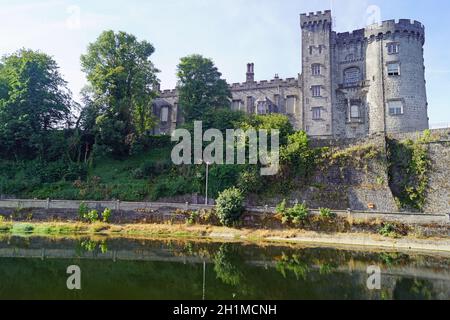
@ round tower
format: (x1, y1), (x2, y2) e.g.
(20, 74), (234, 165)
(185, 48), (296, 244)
(365, 19), (428, 134)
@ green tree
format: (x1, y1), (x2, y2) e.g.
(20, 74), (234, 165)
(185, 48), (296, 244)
(0, 49), (72, 159)
(177, 55), (231, 123)
(80, 31), (160, 156)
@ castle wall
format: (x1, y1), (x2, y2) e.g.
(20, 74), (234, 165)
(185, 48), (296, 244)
(230, 78), (303, 130)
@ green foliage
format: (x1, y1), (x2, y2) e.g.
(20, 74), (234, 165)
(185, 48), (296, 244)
(276, 254), (310, 280)
(215, 187), (245, 227)
(85, 210), (100, 223)
(276, 200), (309, 225)
(387, 132), (431, 211)
(78, 202), (90, 219)
(102, 208), (112, 223)
(81, 30), (160, 156)
(213, 245), (243, 286)
(275, 199), (287, 216)
(319, 208), (336, 219)
(378, 223), (408, 238)
(239, 114), (294, 146)
(280, 131), (317, 178)
(236, 168), (263, 195)
(0, 49), (72, 159)
(177, 54), (231, 123)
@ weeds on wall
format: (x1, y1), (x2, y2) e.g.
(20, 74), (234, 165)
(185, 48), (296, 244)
(386, 131), (432, 211)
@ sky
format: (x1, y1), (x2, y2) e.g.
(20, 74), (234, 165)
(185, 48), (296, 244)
(0, 0), (449, 126)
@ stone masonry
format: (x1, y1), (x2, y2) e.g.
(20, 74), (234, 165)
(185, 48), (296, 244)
(152, 10), (429, 139)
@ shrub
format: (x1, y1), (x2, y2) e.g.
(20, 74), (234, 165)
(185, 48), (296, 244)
(86, 210), (99, 223)
(102, 208), (112, 223)
(78, 202), (89, 219)
(288, 204), (310, 225)
(187, 211), (200, 225)
(276, 200), (309, 225)
(319, 208), (336, 219)
(378, 223), (408, 238)
(215, 187), (245, 227)
(275, 199), (287, 215)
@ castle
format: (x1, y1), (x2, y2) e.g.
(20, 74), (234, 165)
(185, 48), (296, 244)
(153, 10), (429, 139)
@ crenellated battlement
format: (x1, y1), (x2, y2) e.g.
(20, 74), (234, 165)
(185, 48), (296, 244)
(230, 77), (298, 91)
(300, 10), (332, 28)
(365, 19), (425, 41)
(334, 19), (425, 46)
(159, 89), (178, 98)
(334, 29), (366, 45)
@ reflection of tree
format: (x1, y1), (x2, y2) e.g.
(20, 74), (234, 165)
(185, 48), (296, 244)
(393, 278), (434, 300)
(77, 239), (108, 254)
(213, 244), (243, 287)
(276, 253), (310, 281)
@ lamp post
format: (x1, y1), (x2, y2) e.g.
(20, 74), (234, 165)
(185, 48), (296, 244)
(205, 161), (211, 205)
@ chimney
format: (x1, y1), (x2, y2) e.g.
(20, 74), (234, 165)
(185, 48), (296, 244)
(246, 63), (255, 83)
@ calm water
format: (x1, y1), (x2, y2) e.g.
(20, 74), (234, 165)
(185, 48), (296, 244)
(0, 236), (449, 300)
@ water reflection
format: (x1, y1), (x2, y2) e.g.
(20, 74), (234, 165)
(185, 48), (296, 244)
(0, 236), (448, 300)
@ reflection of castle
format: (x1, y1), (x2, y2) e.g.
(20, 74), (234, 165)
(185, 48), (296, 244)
(153, 10), (429, 139)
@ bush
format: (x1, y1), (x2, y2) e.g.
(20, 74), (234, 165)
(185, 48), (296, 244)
(319, 208), (336, 219)
(85, 210), (99, 223)
(78, 202), (90, 219)
(378, 223), (408, 238)
(276, 200), (309, 225)
(215, 187), (245, 227)
(102, 208), (112, 223)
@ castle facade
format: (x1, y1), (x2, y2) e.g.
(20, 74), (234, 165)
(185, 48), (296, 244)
(153, 10), (429, 139)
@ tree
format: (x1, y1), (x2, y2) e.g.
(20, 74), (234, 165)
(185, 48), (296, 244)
(0, 49), (72, 159)
(80, 30), (160, 156)
(177, 55), (231, 123)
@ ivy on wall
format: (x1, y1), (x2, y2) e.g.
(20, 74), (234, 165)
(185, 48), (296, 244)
(386, 131), (433, 211)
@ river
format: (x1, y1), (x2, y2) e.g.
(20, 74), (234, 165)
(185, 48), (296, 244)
(0, 236), (448, 300)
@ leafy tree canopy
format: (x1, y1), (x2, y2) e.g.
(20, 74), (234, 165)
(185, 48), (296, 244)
(81, 31), (160, 156)
(0, 49), (72, 159)
(177, 54), (231, 123)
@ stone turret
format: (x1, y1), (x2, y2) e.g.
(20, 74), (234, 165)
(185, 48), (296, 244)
(365, 19), (428, 134)
(301, 11), (333, 137)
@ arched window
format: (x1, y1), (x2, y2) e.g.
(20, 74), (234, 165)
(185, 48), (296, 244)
(350, 105), (360, 119)
(344, 67), (361, 86)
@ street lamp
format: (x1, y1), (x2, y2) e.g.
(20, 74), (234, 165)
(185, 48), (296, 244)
(205, 161), (211, 205)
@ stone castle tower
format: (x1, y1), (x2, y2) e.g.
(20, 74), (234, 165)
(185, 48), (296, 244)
(153, 10), (429, 139)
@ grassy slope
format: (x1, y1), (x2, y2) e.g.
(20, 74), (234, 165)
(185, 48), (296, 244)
(0, 147), (174, 201)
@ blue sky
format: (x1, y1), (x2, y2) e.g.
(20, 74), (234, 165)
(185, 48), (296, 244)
(0, 0), (448, 125)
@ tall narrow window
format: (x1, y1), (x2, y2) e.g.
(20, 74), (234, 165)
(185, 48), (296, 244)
(247, 96), (255, 114)
(232, 100), (242, 111)
(387, 43), (400, 54)
(311, 85), (321, 97)
(257, 101), (267, 115)
(312, 107), (322, 120)
(387, 63), (400, 76)
(312, 64), (321, 75)
(388, 101), (404, 115)
(350, 105), (360, 119)
(161, 107), (169, 122)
